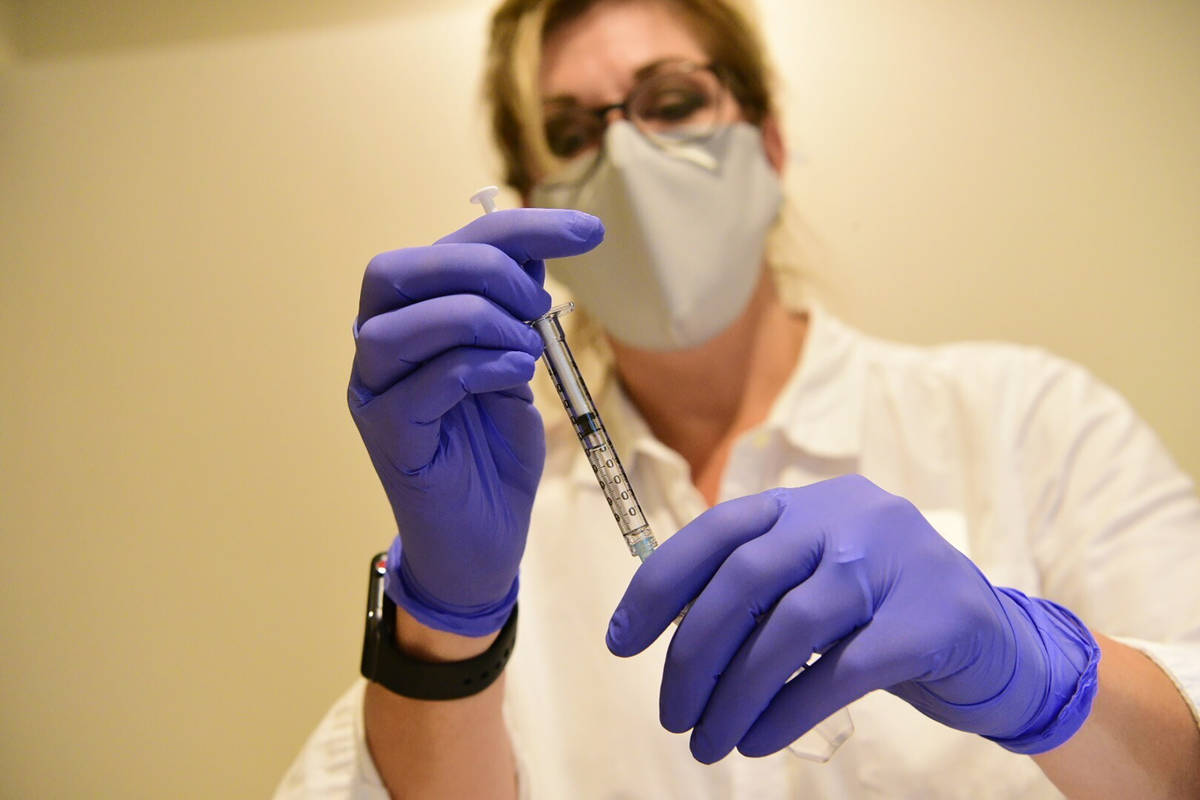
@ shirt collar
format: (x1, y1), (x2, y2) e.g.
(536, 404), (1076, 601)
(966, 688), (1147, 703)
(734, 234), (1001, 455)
(762, 303), (865, 460)
(562, 303), (866, 486)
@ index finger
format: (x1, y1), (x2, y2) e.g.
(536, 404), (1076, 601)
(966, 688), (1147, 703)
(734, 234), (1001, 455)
(606, 492), (783, 658)
(437, 208), (605, 270)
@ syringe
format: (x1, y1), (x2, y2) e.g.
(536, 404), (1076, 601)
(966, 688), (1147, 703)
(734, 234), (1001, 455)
(533, 303), (659, 561)
(469, 187), (853, 761)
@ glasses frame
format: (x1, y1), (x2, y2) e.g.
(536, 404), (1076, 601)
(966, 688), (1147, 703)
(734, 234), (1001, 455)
(540, 59), (731, 170)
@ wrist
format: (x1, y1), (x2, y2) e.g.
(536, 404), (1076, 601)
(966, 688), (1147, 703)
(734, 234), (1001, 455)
(394, 604), (499, 662)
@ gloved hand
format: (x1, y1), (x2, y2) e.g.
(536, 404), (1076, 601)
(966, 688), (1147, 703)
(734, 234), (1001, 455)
(349, 208), (605, 636)
(606, 474), (1100, 762)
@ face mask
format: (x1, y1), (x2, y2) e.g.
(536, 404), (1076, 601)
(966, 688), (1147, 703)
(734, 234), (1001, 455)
(530, 120), (782, 351)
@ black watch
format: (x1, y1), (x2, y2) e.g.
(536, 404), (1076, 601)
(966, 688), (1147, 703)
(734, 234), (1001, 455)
(360, 552), (517, 700)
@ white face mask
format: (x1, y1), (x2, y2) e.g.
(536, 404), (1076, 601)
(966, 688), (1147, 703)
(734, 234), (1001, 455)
(530, 120), (782, 351)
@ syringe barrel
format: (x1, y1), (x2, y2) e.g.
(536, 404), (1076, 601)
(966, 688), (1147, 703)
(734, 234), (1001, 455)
(531, 308), (657, 559)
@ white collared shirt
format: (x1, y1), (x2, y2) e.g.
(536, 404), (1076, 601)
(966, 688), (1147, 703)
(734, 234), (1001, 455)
(277, 307), (1200, 799)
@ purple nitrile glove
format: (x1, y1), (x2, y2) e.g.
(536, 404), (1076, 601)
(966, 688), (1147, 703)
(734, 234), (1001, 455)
(606, 474), (1100, 763)
(349, 208), (604, 636)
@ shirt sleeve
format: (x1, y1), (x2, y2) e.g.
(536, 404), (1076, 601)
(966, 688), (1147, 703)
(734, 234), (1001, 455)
(272, 679), (532, 799)
(272, 681), (388, 800)
(1015, 349), (1200, 726)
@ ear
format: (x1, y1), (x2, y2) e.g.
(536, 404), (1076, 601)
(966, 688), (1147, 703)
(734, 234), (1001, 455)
(761, 114), (786, 175)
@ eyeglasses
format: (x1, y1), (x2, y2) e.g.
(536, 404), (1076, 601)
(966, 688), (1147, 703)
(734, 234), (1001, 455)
(541, 60), (729, 162)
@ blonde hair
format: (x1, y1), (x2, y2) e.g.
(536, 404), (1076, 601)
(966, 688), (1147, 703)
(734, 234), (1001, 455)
(481, 0), (810, 402)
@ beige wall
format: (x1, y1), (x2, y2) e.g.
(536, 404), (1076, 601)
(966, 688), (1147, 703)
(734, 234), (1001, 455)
(0, 0), (14, 67)
(1, 1), (1196, 796)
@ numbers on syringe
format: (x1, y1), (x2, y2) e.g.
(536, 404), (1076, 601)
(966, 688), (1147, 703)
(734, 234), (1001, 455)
(589, 450), (642, 524)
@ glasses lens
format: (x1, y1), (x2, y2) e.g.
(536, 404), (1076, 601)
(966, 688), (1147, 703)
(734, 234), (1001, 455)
(629, 65), (722, 141)
(543, 105), (604, 160)
(536, 63), (725, 188)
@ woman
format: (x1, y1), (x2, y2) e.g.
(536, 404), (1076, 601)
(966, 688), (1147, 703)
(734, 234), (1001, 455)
(278, 1), (1200, 796)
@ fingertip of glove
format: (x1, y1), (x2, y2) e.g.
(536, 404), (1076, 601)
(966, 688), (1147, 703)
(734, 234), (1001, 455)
(567, 211), (605, 248)
(521, 327), (546, 357)
(504, 349), (538, 379)
(606, 608), (631, 656)
(689, 730), (725, 765)
(734, 732), (775, 759)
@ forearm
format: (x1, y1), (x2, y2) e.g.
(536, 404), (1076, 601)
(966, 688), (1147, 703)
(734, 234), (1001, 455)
(364, 607), (517, 800)
(1032, 633), (1200, 798)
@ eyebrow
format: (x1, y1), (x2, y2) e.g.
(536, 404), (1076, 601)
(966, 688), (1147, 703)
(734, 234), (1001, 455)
(541, 57), (688, 106)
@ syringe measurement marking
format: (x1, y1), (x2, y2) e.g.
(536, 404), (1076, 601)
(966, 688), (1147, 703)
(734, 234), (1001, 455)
(587, 444), (642, 524)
